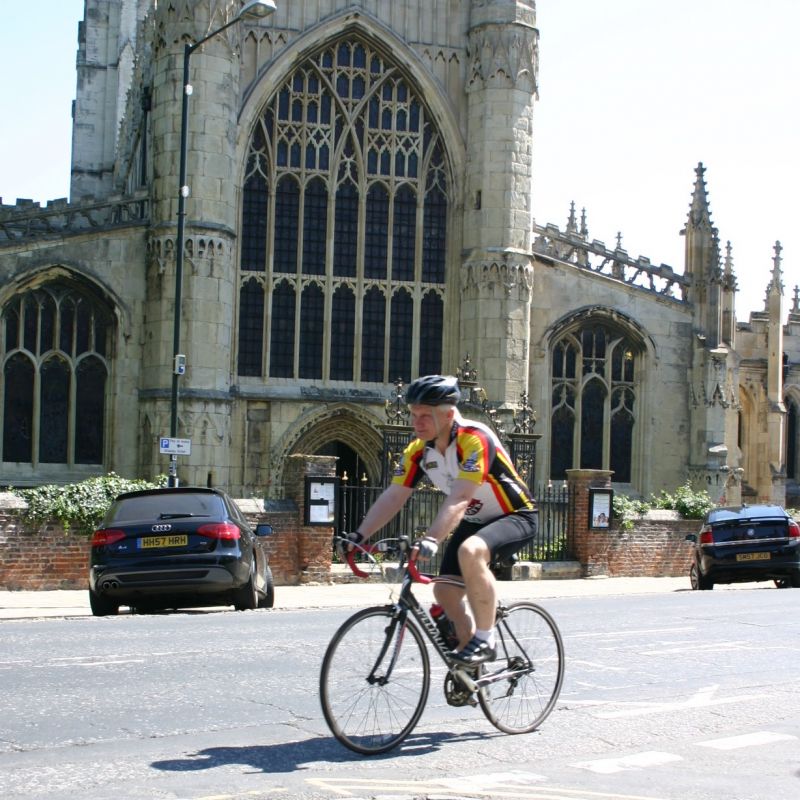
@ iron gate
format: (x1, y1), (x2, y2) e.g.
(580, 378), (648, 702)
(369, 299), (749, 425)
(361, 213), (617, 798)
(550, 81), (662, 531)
(336, 480), (574, 564)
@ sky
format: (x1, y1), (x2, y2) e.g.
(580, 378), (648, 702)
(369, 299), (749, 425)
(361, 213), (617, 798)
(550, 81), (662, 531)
(0, 0), (796, 319)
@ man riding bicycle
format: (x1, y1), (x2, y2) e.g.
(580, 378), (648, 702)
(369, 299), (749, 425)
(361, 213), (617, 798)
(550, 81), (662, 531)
(344, 374), (538, 666)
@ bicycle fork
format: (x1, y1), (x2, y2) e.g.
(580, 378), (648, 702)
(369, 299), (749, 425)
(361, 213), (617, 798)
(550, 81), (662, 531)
(366, 610), (409, 686)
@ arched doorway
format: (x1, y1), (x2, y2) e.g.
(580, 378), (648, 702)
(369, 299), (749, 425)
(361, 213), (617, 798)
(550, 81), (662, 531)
(316, 440), (371, 483)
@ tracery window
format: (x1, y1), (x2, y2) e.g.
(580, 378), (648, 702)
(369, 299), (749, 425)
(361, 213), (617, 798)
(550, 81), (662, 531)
(1, 282), (111, 466)
(550, 320), (640, 482)
(786, 397), (798, 481)
(238, 38), (449, 383)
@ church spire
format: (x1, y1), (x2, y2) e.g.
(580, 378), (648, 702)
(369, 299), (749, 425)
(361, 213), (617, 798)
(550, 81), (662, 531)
(566, 201), (578, 234)
(721, 241), (736, 346)
(769, 240), (784, 295)
(683, 162), (722, 344)
(688, 162), (712, 228)
(723, 240), (737, 291)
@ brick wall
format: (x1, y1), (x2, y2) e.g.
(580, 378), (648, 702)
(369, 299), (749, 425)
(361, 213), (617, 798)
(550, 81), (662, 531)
(0, 505), (325, 591)
(0, 513), (90, 590)
(577, 519), (697, 577)
(566, 468), (698, 578)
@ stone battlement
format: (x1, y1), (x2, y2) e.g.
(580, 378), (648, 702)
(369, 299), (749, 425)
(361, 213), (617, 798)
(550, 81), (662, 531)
(0, 190), (149, 245)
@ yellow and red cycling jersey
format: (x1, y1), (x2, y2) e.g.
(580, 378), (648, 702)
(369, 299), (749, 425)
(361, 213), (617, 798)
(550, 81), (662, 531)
(391, 417), (536, 524)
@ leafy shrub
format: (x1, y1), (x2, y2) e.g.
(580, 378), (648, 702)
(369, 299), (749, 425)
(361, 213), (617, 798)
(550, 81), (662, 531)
(612, 481), (715, 530)
(12, 472), (166, 535)
(611, 494), (650, 530)
(650, 481), (716, 519)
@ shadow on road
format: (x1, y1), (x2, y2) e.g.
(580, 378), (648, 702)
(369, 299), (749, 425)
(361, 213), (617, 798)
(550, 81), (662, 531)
(151, 729), (500, 772)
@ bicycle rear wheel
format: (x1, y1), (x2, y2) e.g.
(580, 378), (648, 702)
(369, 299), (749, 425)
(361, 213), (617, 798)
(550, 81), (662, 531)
(477, 601), (564, 734)
(320, 605), (430, 754)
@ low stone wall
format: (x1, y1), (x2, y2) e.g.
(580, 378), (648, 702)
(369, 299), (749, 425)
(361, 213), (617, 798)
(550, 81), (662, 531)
(0, 513), (90, 590)
(0, 508), (700, 589)
(0, 455), (339, 591)
(573, 517), (698, 577)
(0, 503), (329, 591)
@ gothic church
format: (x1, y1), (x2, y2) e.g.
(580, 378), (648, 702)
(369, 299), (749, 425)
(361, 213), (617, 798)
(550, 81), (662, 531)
(0, 0), (797, 507)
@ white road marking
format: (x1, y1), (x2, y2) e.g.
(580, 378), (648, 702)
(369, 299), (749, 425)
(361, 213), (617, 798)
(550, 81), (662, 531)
(698, 731), (797, 750)
(434, 771), (547, 790)
(572, 751), (683, 775)
(569, 627), (696, 639)
(308, 776), (669, 799)
(597, 684), (766, 718)
(639, 641), (752, 656)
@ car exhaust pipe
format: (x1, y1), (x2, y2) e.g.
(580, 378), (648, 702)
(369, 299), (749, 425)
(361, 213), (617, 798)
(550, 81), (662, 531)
(100, 580), (119, 591)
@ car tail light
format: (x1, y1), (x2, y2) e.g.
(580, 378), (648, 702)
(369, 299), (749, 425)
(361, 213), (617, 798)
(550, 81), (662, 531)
(91, 529), (126, 547)
(699, 526), (714, 545)
(789, 521), (800, 538)
(197, 523), (241, 540)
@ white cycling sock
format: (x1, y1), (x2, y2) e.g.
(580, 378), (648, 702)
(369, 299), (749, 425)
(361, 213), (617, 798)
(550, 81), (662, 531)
(474, 627), (496, 648)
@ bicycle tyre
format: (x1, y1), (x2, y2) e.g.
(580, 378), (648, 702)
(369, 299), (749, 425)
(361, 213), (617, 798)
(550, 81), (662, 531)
(320, 605), (430, 754)
(477, 601), (564, 734)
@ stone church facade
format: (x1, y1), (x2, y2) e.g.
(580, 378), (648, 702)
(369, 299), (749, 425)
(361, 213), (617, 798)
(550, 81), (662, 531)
(1, 0), (798, 507)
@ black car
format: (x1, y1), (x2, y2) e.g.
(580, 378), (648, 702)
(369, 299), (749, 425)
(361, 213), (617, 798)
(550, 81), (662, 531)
(685, 504), (800, 590)
(89, 487), (274, 615)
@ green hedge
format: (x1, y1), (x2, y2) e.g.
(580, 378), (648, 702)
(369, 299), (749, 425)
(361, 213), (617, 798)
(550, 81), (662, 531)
(10, 473), (166, 535)
(612, 481), (715, 530)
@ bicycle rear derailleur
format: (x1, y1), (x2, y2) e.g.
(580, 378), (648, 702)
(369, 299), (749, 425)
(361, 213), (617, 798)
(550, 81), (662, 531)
(444, 670), (477, 707)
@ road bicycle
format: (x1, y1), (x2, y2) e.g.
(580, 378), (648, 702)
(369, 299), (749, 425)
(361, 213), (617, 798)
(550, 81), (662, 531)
(319, 536), (565, 754)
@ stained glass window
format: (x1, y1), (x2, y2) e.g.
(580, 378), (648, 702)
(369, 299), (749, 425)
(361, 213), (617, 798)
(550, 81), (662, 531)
(550, 320), (639, 482)
(238, 37), (448, 382)
(1, 283), (110, 466)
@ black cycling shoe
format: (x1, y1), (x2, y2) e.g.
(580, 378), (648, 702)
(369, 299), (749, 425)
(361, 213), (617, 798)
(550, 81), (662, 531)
(450, 636), (496, 665)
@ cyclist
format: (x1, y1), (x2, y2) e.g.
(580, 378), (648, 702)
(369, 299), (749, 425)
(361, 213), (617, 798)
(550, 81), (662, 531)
(344, 374), (538, 665)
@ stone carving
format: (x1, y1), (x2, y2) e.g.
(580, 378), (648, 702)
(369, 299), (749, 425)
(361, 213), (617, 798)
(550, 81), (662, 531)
(461, 257), (534, 300)
(467, 24), (539, 93)
(147, 233), (231, 275)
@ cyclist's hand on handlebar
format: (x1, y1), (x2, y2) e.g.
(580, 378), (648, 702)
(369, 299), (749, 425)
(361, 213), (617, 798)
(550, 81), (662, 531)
(337, 531), (364, 557)
(414, 536), (438, 560)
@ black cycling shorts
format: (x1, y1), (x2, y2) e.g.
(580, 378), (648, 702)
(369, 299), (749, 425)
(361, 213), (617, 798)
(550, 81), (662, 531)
(437, 510), (538, 579)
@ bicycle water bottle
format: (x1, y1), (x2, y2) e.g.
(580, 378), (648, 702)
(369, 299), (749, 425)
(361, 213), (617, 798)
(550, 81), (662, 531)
(430, 604), (457, 649)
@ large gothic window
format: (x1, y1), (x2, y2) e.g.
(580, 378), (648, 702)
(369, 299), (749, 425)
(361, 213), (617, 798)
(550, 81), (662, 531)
(549, 320), (640, 483)
(786, 396), (798, 482)
(1, 282), (111, 467)
(238, 38), (449, 383)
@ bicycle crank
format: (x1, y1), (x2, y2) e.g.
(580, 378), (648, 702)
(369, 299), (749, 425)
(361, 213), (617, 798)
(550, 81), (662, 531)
(443, 671), (477, 707)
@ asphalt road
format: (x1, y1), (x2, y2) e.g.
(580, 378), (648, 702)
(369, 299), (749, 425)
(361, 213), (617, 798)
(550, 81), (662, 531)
(0, 584), (798, 800)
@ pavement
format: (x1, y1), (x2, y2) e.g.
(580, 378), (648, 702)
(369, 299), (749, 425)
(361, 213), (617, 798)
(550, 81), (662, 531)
(0, 574), (691, 620)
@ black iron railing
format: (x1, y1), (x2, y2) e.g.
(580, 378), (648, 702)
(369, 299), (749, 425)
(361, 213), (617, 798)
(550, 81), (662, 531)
(335, 480), (574, 565)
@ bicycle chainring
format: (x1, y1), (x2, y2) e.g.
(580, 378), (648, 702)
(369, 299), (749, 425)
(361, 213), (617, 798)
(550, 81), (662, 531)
(444, 671), (477, 707)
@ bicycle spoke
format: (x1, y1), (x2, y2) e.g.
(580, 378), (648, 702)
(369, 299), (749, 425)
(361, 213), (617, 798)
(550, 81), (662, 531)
(320, 606), (430, 754)
(477, 601), (564, 734)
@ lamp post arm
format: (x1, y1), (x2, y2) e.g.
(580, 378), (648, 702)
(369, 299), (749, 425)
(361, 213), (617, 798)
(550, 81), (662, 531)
(187, 11), (245, 57)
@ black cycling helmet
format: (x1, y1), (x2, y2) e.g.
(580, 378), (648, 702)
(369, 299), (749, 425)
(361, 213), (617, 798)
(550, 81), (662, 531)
(404, 375), (461, 406)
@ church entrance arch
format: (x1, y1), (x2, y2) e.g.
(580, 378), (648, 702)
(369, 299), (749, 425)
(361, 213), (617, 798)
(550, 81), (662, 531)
(287, 406), (383, 486)
(285, 406), (383, 535)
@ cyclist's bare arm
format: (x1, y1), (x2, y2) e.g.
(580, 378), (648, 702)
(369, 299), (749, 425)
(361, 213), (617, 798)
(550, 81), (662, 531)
(356, 484), (413, 539)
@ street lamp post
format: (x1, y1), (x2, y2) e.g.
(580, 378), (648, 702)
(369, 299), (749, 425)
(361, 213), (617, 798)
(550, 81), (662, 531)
(168, 0), (277, 486)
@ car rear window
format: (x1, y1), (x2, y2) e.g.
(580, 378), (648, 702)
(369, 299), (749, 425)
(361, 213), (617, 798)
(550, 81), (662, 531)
(710, 519), (789, 543)
(106, 493), (225, 524)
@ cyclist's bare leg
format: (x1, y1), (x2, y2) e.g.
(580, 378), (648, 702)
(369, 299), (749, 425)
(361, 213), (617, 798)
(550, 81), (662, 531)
(457, 536), (496, 634)
(433, 580), (473, 648)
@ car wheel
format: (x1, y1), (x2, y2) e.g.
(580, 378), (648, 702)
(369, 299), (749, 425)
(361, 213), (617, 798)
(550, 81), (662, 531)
(258, 565), (275, 609)
(785, 571), (800, 589)
(689, 563), (700, 590)
(234, 563), (258, 611)
(89, 590), (119, 617)
(690, 563), (713, 591)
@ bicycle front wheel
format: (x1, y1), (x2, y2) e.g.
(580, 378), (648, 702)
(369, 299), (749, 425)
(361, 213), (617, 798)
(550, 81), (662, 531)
(320, 605), (430, 754)
(478, 601), (564, 734)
